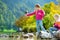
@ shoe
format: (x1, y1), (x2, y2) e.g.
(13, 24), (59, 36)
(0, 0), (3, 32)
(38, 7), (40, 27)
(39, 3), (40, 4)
(36, 32), (41, 39)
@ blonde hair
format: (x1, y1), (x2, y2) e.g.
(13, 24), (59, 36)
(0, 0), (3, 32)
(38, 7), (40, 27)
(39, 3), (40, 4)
(54, 14), (60, 19)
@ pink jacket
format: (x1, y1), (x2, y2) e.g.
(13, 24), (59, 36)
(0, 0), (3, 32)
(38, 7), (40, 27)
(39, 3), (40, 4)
(54, 22), (60, 30)
(26, 10), (45, 20)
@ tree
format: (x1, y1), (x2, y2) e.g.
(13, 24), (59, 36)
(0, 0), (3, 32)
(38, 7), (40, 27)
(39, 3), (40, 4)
(15, 15), (36, 32)
(0, 0), (17, 31)
(43, 2), (60, 29)
(57, 0), (60, 4)
(0, 0), (8, 29)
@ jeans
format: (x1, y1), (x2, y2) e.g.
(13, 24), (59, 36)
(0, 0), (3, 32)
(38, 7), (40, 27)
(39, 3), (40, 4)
(49, 27), (58, 34)
(36, 20), (46, 33)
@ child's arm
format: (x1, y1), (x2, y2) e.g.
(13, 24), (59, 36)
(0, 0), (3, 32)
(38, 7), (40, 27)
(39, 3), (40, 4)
(39, 10), (45, 17)
(26, 11), (35, 16)
(41, 10), (45, 17)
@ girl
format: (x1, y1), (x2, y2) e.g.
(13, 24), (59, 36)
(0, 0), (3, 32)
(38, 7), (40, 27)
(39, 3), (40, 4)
(25, 4), (46, 34)
(49, 14), (60, 35)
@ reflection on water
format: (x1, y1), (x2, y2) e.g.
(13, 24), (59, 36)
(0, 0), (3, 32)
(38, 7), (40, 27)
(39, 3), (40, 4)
(0, 36), (20, 40)
(22, 37), (34, 40)
(0, 36), (35, 40)
(0, 33), (35, 40)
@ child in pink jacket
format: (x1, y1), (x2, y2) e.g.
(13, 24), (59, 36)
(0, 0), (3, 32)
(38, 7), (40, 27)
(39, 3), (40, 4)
(26, 4), (46, 34)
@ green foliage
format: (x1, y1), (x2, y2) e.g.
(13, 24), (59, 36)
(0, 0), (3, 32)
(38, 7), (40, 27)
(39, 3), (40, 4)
(0, 0), (8, 25)
(43, 14), (54, 29)
(57, 0), (60, 4)
(43, 3), (50, 15)
(15, 15), (36, 32)
(3, 29), (16, 32)
(0, 0), (17, 32)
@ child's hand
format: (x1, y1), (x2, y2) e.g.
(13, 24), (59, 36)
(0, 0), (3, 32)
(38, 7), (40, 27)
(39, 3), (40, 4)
(25, 14), (29, 17)
(25, 14), (27, 16)
(25, 14), (29, 19)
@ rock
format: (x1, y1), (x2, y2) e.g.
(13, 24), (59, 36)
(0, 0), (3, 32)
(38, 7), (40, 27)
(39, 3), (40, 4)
(27, 33), (34, 37)
(0, 34), (9, 37)
(22, 34), (29, 38)
(55, 30), (60, 38)
(40, 31), (53, 38)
